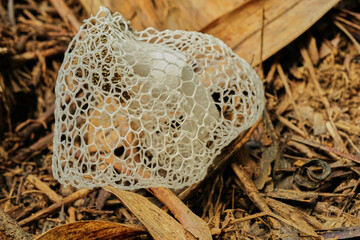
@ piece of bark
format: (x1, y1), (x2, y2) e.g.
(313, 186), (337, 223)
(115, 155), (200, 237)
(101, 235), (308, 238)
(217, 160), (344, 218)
(291, 135), (360, 164)
(0, 208), (32, 240)
(11, 133), (54, 163)
(254, 143), (278, 190)
(67, 207), (76, 223)
(277, 114), (307, 138)
(318, 226), (360, 239)
(266, 188), (353, 203)
(95, 189), (112, 210)
(232, 163), (282, 229)
(149, 187), (212, 240)
(26, 174), (63, 203)
(287, 140), (317, 159)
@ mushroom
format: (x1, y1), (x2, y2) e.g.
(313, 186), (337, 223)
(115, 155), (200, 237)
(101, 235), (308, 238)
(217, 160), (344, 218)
(52, 7), (264, 190)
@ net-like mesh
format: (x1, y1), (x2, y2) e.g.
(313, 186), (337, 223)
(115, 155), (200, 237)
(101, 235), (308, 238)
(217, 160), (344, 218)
(52, 7), (265, 190)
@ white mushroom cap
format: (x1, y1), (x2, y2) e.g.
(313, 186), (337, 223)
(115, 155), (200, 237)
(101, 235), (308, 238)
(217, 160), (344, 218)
(52, 7), (264, 190)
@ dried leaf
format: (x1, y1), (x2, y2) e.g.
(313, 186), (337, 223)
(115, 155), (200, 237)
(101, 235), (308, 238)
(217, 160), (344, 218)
(80, 0), (250, 31)
(254, 144), (278, 189)
(81, 0), (339, 65)
(34, 220), (147, 240)
(104, 186), (196, 240)
(204, 0), (340, 65)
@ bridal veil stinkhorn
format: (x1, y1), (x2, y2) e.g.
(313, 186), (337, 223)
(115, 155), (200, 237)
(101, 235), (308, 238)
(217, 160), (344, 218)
(52, 7), (265, 190)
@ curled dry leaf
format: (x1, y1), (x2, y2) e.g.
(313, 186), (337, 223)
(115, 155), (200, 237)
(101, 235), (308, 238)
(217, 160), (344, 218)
(34, 220), (148, 240)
